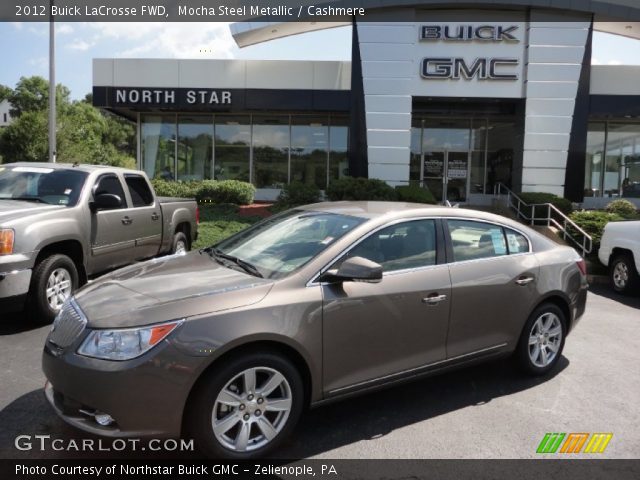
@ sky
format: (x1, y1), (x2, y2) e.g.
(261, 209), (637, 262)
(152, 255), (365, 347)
(1, 22), (640, 100)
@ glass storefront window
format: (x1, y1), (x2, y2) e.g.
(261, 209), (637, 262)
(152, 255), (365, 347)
(177, 116), (212, 181)
(587, 122), (640, 198)
(253, 115), (290, 189)
(214, 115), (251, 182)
(291, 116), (328, 189)
(329, 117), (349, 185)
(485, 121), (515, 192)
(584, 123), (606, 197)
(141, 115), (176, 180)
(606, 123), (640, 198)
(410, 119), (422, 185)
(422, 119), (470, 151)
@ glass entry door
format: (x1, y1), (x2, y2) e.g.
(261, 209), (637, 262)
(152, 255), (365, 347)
(422, 151), (468, 202)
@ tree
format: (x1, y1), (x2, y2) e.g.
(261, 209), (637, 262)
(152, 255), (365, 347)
(0, 85), (11, 102)
(0, 110), (48, 162)
(8, 76), (70, 117)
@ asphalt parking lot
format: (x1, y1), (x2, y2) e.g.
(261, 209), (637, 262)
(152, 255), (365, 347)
(0, 284), (638, 460)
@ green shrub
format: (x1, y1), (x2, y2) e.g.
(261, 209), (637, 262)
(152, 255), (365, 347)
(326, 177), (398, 201)
(150, 179), (198, 198)
(150, 178), (255, 205)
(276, 181), (321, 207)
(519, 192), (573, 216)
(395, 185), (436, 204)
(568, 210), (624, 252)
(605, 199), (638, 217)
(196, 180), (255, 205)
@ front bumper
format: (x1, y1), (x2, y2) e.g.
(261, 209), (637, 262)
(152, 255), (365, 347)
(0, 268), (31, 299)
(42, 336), (206, 438)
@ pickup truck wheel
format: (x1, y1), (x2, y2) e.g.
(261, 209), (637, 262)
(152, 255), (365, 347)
(171, 231), (189, 255)
(29, 254), (79, 324)
(610, 253), (639, 295)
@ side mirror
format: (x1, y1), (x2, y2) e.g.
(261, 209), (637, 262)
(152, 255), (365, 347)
(321, 256), (383, 284)
(90, 193), (122, 211)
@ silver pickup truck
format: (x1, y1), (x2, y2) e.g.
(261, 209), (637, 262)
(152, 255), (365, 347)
(0, 162), (198, 322)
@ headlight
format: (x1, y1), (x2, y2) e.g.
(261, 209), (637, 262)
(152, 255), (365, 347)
(0, 229), (14, 255)
(77, 320), (183, 361)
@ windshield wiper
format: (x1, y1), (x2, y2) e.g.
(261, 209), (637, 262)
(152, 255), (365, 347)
(11, 196), (46, 203)
(203, 247), (264, 278)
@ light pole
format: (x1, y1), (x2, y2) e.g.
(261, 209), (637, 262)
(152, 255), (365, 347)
(48, 1), (56, 163)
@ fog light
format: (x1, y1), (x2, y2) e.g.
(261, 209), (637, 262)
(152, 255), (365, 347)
(94, 412), (115, 426)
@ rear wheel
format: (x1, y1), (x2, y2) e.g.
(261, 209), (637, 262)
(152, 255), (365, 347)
(516, 303), (566, 376)
(28, 254), (78, 324)
(171, 231), (189, 255)
(186, 352), (303, 459)
(609, 253), (639, 295)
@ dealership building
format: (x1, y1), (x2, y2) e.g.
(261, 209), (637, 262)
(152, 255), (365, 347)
(93, 0), (640, 206)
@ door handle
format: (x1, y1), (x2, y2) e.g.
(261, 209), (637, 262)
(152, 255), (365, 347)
(151, 212), (159, 221)
(121, 216), (133, 225)
(515, 276), (534, 286)
(422, 293), (447, 305)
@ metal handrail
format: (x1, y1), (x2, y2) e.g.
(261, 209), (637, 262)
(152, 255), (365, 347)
(493, 183), (592, 256)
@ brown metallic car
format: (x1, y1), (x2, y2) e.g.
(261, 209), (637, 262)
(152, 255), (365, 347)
(42, 202), (588, 458)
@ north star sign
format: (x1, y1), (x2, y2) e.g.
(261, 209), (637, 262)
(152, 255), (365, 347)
(114, 88), (231, 105)
(419, 24), (520, 81)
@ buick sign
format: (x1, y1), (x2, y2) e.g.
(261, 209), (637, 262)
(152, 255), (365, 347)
(420, 25), (519, 42)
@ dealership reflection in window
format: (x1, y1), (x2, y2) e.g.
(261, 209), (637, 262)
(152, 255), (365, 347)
(177, 116), (213, 181)
(214, 115), (251, 182)
(253, 115), (289, 189)
(329, 117), (349, 185)
(141, 115), (177, 180)
(291, 116), (328, 189)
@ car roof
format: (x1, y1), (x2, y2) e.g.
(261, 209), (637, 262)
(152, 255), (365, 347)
(2, 162), (138, 175)
(299, 201), (521, 225)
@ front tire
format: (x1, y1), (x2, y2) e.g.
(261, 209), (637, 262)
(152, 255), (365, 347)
(609, 253), (639, 295)
(516, 303), (567, 376)
(28, 254), (78, 324)
(186, 352), (304, 459)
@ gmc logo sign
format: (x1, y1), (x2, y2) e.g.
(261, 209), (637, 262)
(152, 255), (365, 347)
(420, 25), (519, 42)
(421, 58), (519, 80)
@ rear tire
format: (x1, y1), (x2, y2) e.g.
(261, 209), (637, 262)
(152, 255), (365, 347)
(609, 253), (639, 295)
(516, 303), (567, 376)
(171, 231), (190, 255)
(28, 254), (78, 324)
(186, 352), (304, 459)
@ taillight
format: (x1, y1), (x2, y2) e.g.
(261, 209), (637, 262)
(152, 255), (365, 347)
(576, 258), (587, 276)
(196, 206), (200, 225)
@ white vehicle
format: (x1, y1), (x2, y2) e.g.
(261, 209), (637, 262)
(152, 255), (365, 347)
(598, 221), (640, 294)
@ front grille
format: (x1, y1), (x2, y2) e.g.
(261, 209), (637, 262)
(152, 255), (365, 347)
(48, 299), (87, 348)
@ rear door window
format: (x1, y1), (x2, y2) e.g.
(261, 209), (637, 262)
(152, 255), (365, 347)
(447, 219), (508, 262)
(125, 175), (154, 207)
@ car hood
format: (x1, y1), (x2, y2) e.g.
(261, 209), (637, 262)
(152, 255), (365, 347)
(74, 251), (274, 328)
(0, 200), (64, 223)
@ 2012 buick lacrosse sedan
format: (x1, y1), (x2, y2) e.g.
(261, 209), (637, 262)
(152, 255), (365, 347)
(43, 202), (588, 458)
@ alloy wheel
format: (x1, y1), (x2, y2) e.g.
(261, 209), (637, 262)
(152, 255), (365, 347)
(46, 268), (72, 312)
(613, 261), (629, 289)
(211, 367), (292, 452)
(528, 312), (563, 368)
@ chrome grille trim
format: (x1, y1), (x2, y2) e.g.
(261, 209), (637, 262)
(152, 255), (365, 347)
(48, 298), (87, 348)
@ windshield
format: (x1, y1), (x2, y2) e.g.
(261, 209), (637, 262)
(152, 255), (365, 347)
(0, 166), (88, 206)
(213, 210), (366, 279)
